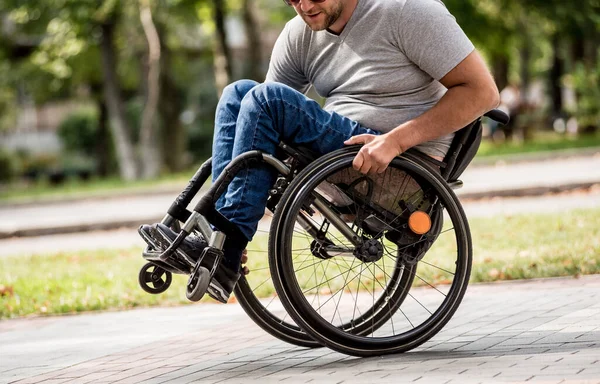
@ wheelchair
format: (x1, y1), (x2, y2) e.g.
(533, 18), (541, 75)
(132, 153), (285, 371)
(137, 109), (509, 357)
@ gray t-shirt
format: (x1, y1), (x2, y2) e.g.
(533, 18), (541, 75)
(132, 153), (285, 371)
(265, 0), (475, 157)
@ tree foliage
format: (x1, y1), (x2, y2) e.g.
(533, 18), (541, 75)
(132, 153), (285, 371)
(0, 0), (599, 180)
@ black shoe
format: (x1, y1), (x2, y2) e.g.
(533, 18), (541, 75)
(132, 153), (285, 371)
(206, 261), (241, 304)
(141, 224), (240, 303)
(139, 223), (208, 266)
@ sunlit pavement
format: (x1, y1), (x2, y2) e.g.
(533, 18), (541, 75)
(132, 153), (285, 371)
(2, 275), (599, 384)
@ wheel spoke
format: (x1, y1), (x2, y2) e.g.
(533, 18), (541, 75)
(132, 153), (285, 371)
(144, 271), (153, 283)
(313, 262), (369, 312)
(417, 259), (456, 276)
(251, 276), (273, 293)
(302, 261), (366, 295)
(272, 155), (470, 354)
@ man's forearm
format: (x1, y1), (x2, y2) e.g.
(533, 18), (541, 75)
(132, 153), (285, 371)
(388, 83), (499, 153)
(345, 51), (499, 174)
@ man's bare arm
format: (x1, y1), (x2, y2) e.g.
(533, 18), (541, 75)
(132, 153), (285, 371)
(389, 51), (500, 152)
(345, 50), (500, 174)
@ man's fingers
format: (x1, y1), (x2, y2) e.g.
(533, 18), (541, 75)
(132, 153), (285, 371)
(374, 158), (388, 174)
(352, 151), (364, 171)
(367, 162), (382, 175)
(354, 150), (372, 174)
(344, 134), (374, 145)
(358, 150), (372, 174)
(375, 164), (388, 174)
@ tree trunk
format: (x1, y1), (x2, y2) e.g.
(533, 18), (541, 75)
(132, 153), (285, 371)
(242, 0), (262, 81)
(583, 30), (598, 70)
(213, 0), (232, 96)
(89, 81), (111, 178)
(571, 30), (585, 65)
(492, 53), (509, 92)
(549, 34), (563, 118)
(159, 37), (187, 172)
(519, 35), (530, 105)
(517, 16), (533, 141)
(99, 22), (138, 181)
(96, 98), (111, 177)
(138, 1), (162, 179)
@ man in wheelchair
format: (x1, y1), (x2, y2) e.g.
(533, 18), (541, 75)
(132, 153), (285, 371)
(141, 0), (500, 303)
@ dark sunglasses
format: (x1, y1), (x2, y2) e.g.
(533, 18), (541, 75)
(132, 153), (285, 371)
(283, 0), (326, 6)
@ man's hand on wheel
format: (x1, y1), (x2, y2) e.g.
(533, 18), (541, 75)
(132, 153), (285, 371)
(344, 132), (404, 174)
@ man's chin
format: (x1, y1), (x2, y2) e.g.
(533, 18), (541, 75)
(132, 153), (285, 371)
(302, 15), (328, 31)
(307, 23), (327, 31)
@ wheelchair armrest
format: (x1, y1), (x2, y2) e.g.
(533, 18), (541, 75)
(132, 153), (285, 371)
(447, 180), (463, 190)
(484, 109), (510, 125)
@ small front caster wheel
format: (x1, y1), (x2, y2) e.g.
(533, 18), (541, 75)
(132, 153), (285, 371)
(139, 263), (172, 294)
(186, 266), (210, 302)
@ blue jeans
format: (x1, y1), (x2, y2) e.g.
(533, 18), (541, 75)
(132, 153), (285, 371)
(212, 80), (380, 243)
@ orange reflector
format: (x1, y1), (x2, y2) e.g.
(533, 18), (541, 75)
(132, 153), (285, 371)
(408, 211), (431, 235)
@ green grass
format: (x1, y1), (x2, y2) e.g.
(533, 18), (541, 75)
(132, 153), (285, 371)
(469, 210), (600, 282)
(476, 131), (600, 158)
(1, 207), (599, 319)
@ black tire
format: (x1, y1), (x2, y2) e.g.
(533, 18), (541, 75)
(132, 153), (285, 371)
(234, 276), (320, 348)
(233, 204), (320, 348)
(139, 263), (172, 294)
(148, 158), (318, 346)
(269, 147), (472, 357)
(186, 266), (210, 302)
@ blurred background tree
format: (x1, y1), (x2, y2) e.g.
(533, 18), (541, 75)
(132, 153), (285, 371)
(0, 0), (598, 183)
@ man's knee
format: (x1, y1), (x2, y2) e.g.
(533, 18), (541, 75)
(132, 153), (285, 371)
(221, 79), (260, 101)
(248, 82), (296, 101)
(241, 82), (299, 115)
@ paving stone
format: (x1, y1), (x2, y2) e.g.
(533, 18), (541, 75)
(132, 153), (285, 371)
(4, 276), (600, 383)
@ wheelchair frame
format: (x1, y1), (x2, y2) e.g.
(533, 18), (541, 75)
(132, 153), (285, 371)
(138, 109), (509, 355)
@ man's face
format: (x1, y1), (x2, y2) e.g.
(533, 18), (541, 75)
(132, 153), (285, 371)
(293, 0), (345, 32)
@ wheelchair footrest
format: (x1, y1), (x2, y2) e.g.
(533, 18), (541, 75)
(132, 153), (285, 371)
(138, 225), (193, 274)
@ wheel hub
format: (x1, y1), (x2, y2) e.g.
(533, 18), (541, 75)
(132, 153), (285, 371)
(354, 238), (384, 263)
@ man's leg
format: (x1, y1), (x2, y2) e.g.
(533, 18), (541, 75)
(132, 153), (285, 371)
(149, 81), (378, 302)
(212, 79), (260, 211)
(218, 82), (380, 267)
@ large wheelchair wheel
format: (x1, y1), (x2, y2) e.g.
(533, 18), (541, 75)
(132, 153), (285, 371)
(233, 214), (320, 348)
(269, 147), (472, 357)
(235, 272), (320, 348)
(142, 159), (319, 348)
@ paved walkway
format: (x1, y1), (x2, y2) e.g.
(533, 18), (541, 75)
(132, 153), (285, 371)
(458, 153), (600, 197)
(2, 276), (600, 384)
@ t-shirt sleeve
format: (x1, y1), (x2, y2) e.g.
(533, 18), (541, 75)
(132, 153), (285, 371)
(265, 21), (310, 94)
(398, 0), (475, 81)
